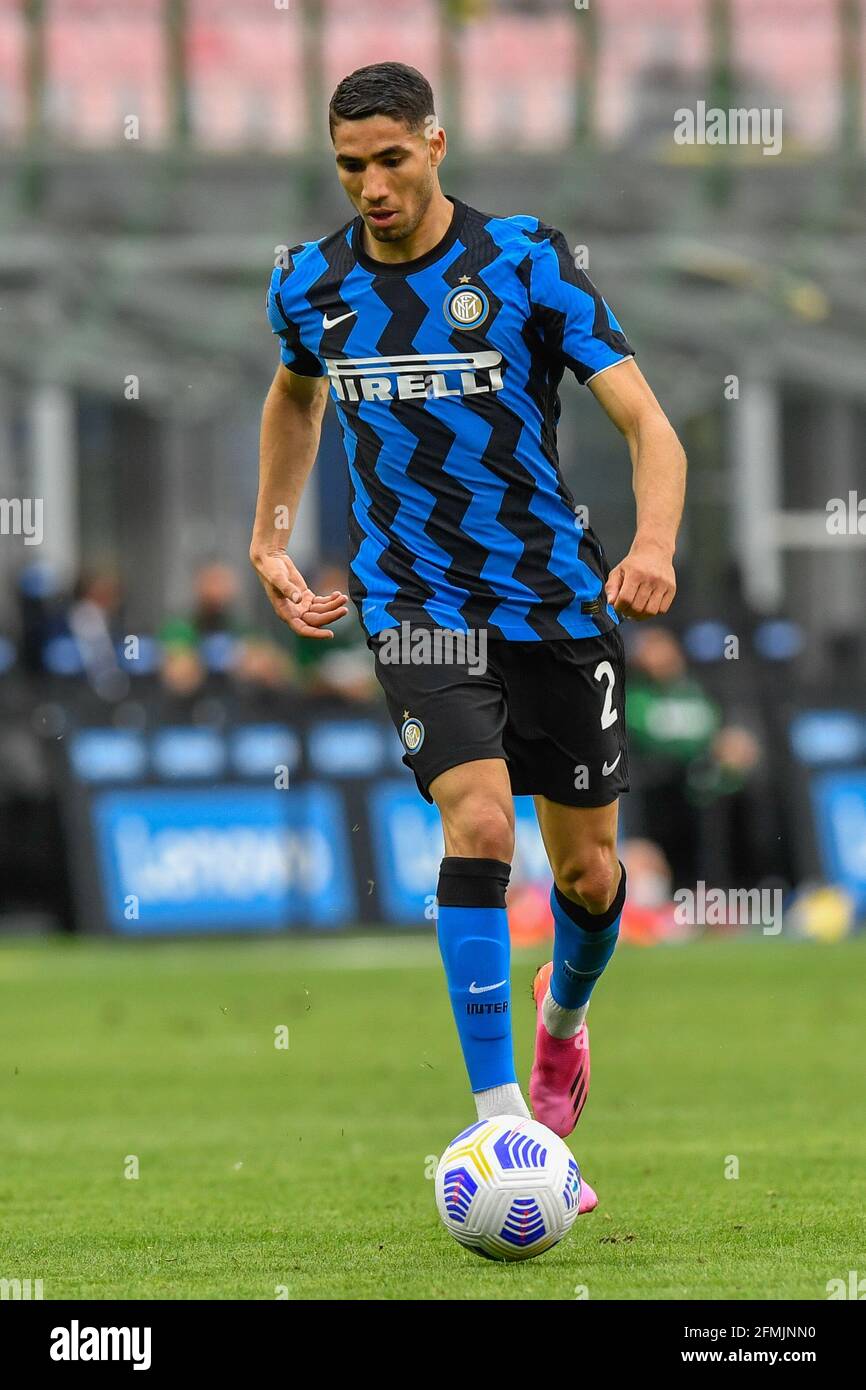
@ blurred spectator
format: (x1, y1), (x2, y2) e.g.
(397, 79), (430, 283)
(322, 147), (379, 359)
(155, 641), (208, 722)
(160, 642), (206, 699)
(233, 636), (294, 693)
(618, 837), (696, 944)
(160, 561), (250, 646)
(65, 569), (128, 702)
(627, 628), (722, 761)
(14, 564), (68, 674)
(160, 560), (298, 698)
(688, 725), (762, 803)
(230, 634), (306, 720)
(621, 836), (673, 911)
(626, 627), (722, 884)
(687, 724), (778, 891)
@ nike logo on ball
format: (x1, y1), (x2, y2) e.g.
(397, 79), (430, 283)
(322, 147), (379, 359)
(469, 979), (507, 994)
(602, 753), (622, 776)
(322, 309), (357, 329)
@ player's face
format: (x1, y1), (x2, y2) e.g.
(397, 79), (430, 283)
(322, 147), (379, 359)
(332, 114), (445, 244)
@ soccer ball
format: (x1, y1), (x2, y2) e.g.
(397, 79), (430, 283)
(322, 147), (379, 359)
(435, 1115), (582, 1262)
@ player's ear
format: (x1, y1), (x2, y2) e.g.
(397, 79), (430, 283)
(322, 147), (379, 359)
(427, 126), (447, 169)
(421, 113), (445, 164)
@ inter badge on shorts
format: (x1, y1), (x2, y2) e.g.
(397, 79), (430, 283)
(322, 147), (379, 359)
(400, 716), (425, 754)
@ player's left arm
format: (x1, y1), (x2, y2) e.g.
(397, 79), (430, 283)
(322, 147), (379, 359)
(528, 228), (686, 620)
(589, 358), (686, 620)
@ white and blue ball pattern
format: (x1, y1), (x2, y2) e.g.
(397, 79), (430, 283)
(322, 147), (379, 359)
(435, 1116), (582, 1262)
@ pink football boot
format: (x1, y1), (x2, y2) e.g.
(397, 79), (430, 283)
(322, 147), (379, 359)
(530, 961), (591, 1139)
(578, 1178), (598, 1214)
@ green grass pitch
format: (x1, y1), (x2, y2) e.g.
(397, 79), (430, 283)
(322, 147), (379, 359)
(0, 932), (864, 1300)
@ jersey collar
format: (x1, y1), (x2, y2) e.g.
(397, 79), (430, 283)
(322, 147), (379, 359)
(352, 196), (467, 276)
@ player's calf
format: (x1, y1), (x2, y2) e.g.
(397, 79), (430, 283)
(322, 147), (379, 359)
(435, 855), (529, 1123)
(530, 862), (627, 1136)
(549, 858), (626, 1026)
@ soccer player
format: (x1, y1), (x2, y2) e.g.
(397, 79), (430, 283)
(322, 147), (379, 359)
(250, 63), (686, 1195)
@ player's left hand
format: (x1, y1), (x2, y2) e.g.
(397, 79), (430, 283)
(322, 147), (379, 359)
(605, 540), (676, 620)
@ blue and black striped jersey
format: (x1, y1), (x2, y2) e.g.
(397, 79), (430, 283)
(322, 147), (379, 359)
(266, 197), (634, 641)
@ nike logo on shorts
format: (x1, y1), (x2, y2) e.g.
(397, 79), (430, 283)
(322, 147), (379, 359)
(602, 752), (622, 776)
(469, 979), (507, 994)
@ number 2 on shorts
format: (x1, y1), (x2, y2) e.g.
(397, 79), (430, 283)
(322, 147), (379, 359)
(594, 660), (619, 729)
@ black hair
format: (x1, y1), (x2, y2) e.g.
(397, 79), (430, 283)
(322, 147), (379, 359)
(329, 62), (435, 137)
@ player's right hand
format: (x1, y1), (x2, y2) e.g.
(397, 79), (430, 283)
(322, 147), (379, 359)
(250, 549), (349, 639)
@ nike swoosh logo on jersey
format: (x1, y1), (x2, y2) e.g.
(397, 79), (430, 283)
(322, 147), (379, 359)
(322, 310), (357, 329)
(469, 979), (507, 994)
(602, 753), (622, 776)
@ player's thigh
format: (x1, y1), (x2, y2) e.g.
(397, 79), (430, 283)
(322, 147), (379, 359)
(497, 628), (629, 808)
(430, 758), (515, 861)
(533, 795), (620, 901)
(368, 632), (509, 806)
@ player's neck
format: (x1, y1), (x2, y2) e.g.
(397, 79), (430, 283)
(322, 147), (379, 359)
(361, 190), (455, 266)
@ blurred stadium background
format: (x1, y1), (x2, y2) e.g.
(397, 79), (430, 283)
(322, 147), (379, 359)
(1, 0), (865, 944)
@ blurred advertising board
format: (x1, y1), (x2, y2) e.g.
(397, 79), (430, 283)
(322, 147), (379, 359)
(786, 710), (866, 915)
(57, 717), (550, 935)
(54, 709), (866, 934)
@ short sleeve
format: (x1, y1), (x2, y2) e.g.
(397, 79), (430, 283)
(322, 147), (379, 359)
(529, 227), (635, 385)
(266, 267), (326, 378)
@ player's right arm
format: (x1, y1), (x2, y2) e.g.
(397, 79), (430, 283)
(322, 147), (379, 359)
(250, 363), (348, 639)
(251, 262), (348, 639)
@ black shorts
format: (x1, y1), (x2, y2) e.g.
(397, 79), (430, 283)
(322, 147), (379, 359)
(369, 626), (629, 808)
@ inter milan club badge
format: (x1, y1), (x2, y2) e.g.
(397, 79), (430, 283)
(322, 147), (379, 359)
(401, 716), (425, 754)
(443, 284), (490, 330)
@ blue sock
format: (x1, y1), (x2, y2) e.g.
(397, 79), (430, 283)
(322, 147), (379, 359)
(435, 857), (515, 1094)
(550, 862), (627, 1010)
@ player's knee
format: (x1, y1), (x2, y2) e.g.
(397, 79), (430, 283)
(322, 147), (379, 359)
(445, 798), (514, 863)
(556, 846), (619, 915)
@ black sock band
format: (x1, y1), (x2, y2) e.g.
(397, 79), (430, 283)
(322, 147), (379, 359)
(553, 861), (627, 932)
(437, 857), (512, 909)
